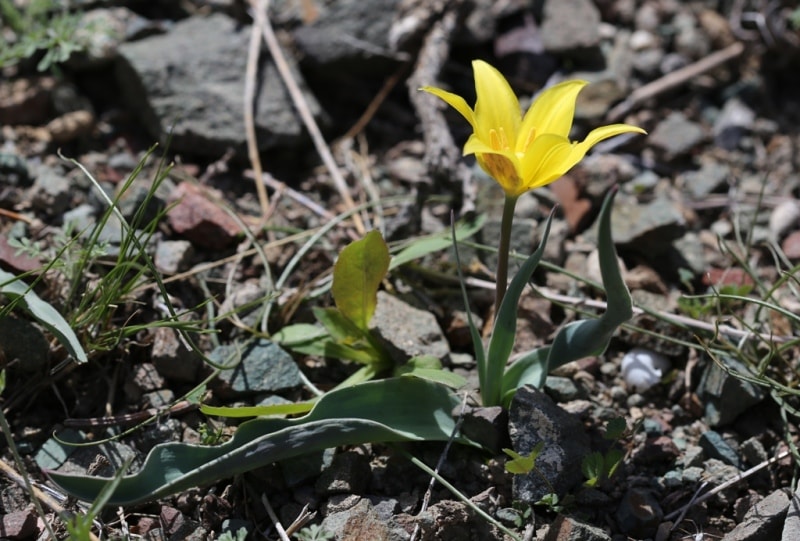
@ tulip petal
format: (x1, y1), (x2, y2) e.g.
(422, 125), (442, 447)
(472, 60), (521, 148)
(420, 86), (476, 130)
(518, 134), (574, 192)
(517, 80), (588, 151)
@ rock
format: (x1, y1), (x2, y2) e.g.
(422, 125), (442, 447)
(540, 0), (602, 55)
(769, 200), (800, 240)
(544, 376), (582, 402)
(782, 231), (800, 260)
(782, 487), (800, 541)
(649, 112), (705, 160)
(370, 291), (450, 364)
(679, 158), (731, 198)
(636, 436), (680, 464)
(544, 514), (611, 541)
(115, 175), (170, 224)
(0, 233), (40, 274)
(726, 489), (790, 541)
(607, 194), (686, 254)
(509, 386), (590, 503)
(154, 239), (195, 274)
(293, 0), (401, 74)
(0, 152), (31, 205)
(550, 176), (591, 232)
(698, 356), (765, 427)
(0, 508), (39, 539)
(0, 316), (49, 373)
(407, 499), (507, 540)
(702, 458), (742, 507)
(214, 338), (302, 396)
(458, 405), (508, 454)
(315, 451), (371, 496)
(116, 13), (321, 156)
(614, 487), (663, 538)
(167, 181), (243, 250)
(321, 498), (393, 541)
(714, 97), (756, 150)
(29, 165), (71, 215)
(699, 430), (742, 468)
(151, 327), (200, 383)
(124, 362), (166, 401)
(620, 348), (670, 392)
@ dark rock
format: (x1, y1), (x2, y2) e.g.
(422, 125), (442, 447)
(458, 405), (508, 454)
(714, 97), (755, 150)
(636, 435), (680, 464)
(214, 338), (302, 396)
(152, 327), (200, 383)
(0, 316), (49, 373)
(509, 386), (590, 503)
(370, 291), (450, 364)
(116, 13), (321, 156)
(614, 487), (663, 538)
(699, 430), (742, 468)
(726, 489), (790, 541)
(544, 514), (611, 541)
(315, 451), (371, 496)
(698, 356), (766, 427)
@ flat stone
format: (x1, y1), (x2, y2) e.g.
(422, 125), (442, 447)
(544, 514), (611, 541)
(714, 97), (756, 150)
(29, 165), (71, 215)
(540, 0), (602, 54)
(152, 327), (201, 382)
(607, 194), (686, 253)
(214, 338), (302, 397)
(726, 489), (790, 541)
(116, 13), (320, 156)
(315, 451), (371, 496)
(0, 234), (40, 274)
(0, 509), (38, 539)
(699, 430), (742, 468)
(781, 487), (800, 541)
(167, 181), (243, 250)
(370, 291), (450, 364)
(649, 111), (705, 160)
(321, 498), (392, 541)
(154, 239), (194, 274)
(698, 356), (766, 427)
(782, 231), (800, 260)
(679, 158), (731, 198)
(509, 386), (590, 503)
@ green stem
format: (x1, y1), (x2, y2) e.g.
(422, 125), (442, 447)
(495, 195), (519, 316)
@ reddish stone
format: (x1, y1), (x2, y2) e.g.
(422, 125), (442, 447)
(782, 230), (800, 260)
(550, 176), (592, 232)
(167, 182), (242, 250)
(702, 267), (754, 287)
(0, 234), (41, 274)
(0, 509), (38, 539)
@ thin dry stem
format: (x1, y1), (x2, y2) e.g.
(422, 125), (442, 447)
(245, 0), (271, 221)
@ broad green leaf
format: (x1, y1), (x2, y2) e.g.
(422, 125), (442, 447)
(332, 230), (389, 330)
(47, 377), (466, 505)
(0, 269), (87, 364)
(581, 451), (604, 486)
(390, 214), (486, 269)
(501, 188), (632, 405)
(502, 442), (544, 475)
(312, 307), (388, 366)
(271, 323), (329, 347)
(394, 355), (467, 389)
(483, 209), (555, 406)
(604, 417), (627, 440)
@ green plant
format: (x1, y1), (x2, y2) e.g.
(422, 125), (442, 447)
(295, 524), (334, 541)
(218, 527), (249, 541)
(0, 0), (98, 71)
(581, 417), (628, 488)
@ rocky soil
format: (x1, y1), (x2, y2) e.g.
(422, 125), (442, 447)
(2, 0), (800, 540)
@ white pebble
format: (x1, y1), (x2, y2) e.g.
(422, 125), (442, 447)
(621, 348), (671, 392)
(769, 199), (800, 240)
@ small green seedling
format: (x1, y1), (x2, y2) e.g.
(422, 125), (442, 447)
(582, 416), (629, 487)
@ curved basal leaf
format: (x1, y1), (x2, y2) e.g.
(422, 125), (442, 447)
(0, 269), (87, 364)
(332, 230), (390, 330)
(47, 378), (465, 505)
(501, 187), (632, 406)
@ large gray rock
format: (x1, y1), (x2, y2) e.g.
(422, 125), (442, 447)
(540, 0), (602, 55)
(509, 386), (590, 503)
(214, 338), (302, 396)
(116, 14), (321, 156)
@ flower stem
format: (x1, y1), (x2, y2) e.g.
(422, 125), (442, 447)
(495, 195), (518, 316)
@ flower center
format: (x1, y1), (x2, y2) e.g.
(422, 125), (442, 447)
(489, 127), (511, 151)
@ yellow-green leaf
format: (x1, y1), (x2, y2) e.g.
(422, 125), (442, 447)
(332, 230), (390, 330)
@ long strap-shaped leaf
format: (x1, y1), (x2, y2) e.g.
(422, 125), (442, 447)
(501, 187), (632, 406)
(47, 377), (463, 505)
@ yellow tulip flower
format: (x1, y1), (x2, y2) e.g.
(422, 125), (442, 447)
(421, 60), (646, 197)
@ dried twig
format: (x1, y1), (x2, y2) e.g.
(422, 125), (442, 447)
(245, 0), (271, 221)
(261, 493), (291, 541)
(252, 1), (365, 235)
(606, 41), (745, 122)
